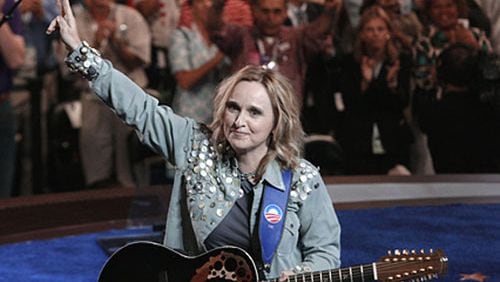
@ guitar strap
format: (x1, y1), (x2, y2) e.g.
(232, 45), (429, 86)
(258, 169), (292, 273)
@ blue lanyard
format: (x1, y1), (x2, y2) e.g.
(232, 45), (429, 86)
(258, 169), (292, 272)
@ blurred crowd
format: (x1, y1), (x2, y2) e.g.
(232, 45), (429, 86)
(1, 0), (500, 197)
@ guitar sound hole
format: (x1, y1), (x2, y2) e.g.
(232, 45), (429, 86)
(197, 250), (255, 282)
(236, 267), (247, 278)
(224, 258), (237, 272)
(214, 261), (223, 270)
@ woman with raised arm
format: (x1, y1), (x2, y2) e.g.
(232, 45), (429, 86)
(47, 0), (340, 279)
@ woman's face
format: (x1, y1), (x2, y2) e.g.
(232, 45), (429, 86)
(360, 17), (391, 52)
(429, 0), (459, 30)
(223, 81), (275, 159)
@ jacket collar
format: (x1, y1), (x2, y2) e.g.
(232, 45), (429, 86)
(261, 160), (286, 191)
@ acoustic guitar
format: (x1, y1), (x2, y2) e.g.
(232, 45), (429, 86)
(98, 241), (448, 282)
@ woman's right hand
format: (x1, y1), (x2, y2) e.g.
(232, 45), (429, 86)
(361, 56), (375, 82)
(46, 0), (81, 51)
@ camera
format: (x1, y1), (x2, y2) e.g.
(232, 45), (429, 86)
(437, 43), (500, 111)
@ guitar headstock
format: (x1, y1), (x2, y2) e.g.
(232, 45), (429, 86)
(376, 249), (448, 282)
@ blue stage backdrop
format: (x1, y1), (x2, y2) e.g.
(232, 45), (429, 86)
(0, 203), (498, 282)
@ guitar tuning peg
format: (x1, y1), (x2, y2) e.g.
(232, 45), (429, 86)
(429, 248), (434, 253)
(411, 250), (416, 254)
(420, 249), (425, 254)
(394, 249), (401, 255)
(387, 250), (392, 255)
(402, 249), (409, 255)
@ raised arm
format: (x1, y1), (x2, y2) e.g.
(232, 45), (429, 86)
(46, 0), (195, 167)
(46, 0), (80, 50)
(307, 0), (343, 36)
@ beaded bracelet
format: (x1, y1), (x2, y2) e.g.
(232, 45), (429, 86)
(65, 41), (102, 81)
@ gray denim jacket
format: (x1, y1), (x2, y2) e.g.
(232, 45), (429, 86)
(90, 60), (341, 279)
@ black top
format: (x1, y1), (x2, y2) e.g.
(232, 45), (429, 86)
(204, 178), (254, 252)
(330, 53), (413, 174)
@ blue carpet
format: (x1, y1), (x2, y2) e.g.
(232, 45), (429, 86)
(338, 204), (499, 282)
(0, 228), (150, 282)
(0, 203), (498, 282)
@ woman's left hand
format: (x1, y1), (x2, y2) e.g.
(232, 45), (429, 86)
(278, 270), (295, 281)
(46, 0), (81, 51)
(386, 59), (400, 89)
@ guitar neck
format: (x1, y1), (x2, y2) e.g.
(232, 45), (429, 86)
(263, 263), (377, 282)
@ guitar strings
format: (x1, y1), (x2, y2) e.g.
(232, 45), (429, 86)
(263, 258), (440, 282)
(281, 260), (438, 282)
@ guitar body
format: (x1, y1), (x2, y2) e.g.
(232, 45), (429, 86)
(99, 241), (448, 282)
(98, 241), (260, 282)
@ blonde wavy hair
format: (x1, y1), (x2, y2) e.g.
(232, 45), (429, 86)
(354, 5), (399, 64)
(209, 65), (304, 179)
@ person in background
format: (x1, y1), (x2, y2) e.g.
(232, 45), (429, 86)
(168, 0), (229, 124)
(47, 0), (341, 279)
(411, 0), (492, 175)
(178, 0), (253, 28)
(0, 0), (25, 197)
(206, 0), (343, 102)
(134, 0), (179, 99)
(331, 6), (413, 175)
(413, 0), (491, 99)
(19, 0), (58, 77)
(476, 0), (500, 54)
(360, 0), (423, 53)
(417, 43), (500, 173)
(61, 0), (151, 188)
(359, 0), (424, 175)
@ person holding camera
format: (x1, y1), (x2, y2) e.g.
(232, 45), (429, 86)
(412, 0), (491, 109)
(417, 43), (500, 173)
